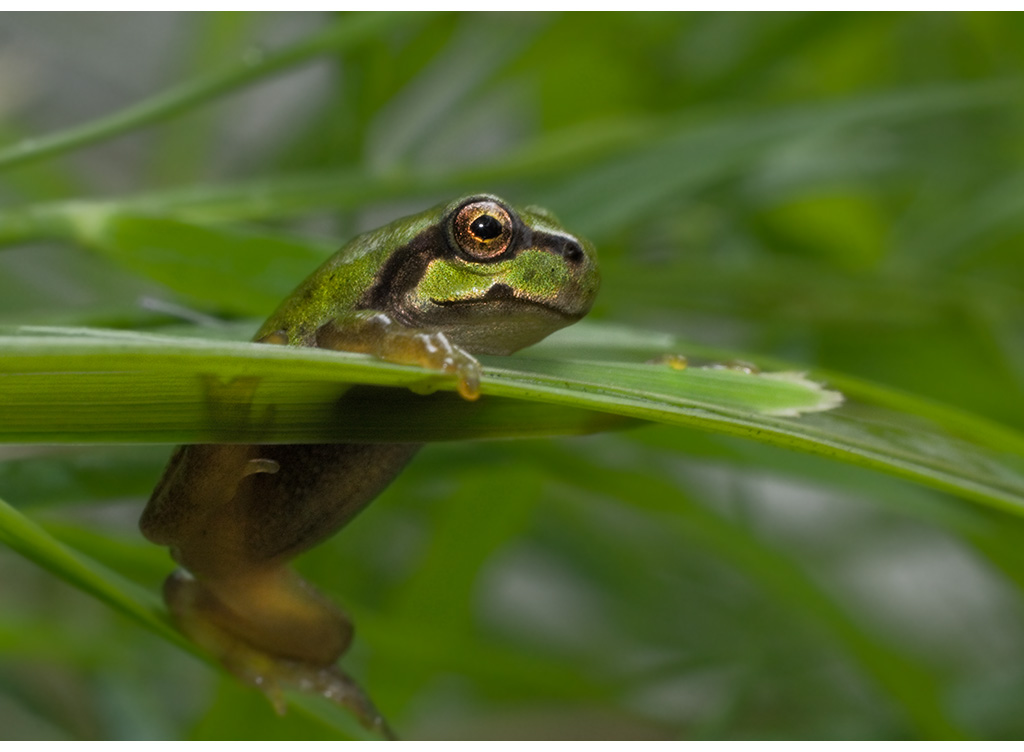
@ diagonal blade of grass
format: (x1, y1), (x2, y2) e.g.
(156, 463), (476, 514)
(0, 493), (387, 739)
(0, 82), (1014, 251)
(0, 13), (406, 173)
(0, 494), (179, 646)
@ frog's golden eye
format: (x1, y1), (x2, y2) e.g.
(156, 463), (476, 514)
(452, 200), (513, 260)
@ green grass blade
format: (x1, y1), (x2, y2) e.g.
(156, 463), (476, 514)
(0, 81), (1012, 248)
(0, 494), (178, 645)
(0, 493), (386, 739)
(0, 13), (402, 173)
(1, 324), (1023, 519)
(0, 325), (834, 440)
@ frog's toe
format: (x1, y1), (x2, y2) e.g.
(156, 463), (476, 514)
(162, 570), (392, 736)
(286, 663), (397, 738)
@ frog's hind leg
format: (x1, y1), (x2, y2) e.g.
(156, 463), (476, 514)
(164, 566), (350, 667)
(163, 568), (393, 737)
(145, 442), (415, 736)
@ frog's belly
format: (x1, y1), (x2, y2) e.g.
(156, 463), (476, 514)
(141, 442), (420, 578)
(238, 442), (421, 562)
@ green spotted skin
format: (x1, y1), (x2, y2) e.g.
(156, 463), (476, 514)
(257, 194), (599, 355)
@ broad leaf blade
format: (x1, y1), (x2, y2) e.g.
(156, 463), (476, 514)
(1, 324), (1023, 520)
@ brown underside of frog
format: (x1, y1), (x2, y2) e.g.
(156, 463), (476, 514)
(139, 311), (496, 736)
(139, 194), (598, 737)
(141, 440), (419, 736)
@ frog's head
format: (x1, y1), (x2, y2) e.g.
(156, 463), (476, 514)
(359, 194), (600, 356)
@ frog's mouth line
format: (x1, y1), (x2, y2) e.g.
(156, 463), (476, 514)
(430, 284), (576, 320)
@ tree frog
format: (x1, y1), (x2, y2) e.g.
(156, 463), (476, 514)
(139, 195), (599, 735)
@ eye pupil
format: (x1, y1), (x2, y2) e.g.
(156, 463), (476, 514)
(470, 214), (503, 241)
(452, 199), (513, 259)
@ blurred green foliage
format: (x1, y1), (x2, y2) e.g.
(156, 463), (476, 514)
(1, 11), (1023, 740)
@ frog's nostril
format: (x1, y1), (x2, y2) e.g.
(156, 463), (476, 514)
(563, 240), (584, 263)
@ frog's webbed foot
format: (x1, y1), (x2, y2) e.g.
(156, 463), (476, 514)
(273, 662), (397, 739)
(230, 653), (395, 739)
(164, 569), (394, 738)
(313, 312), (482, 401)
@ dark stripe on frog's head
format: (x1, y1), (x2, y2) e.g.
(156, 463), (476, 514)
(354, 225), (443, 315)
(356, 195), (586, 318)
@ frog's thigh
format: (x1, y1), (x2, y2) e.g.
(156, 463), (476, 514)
(161, 442), (418, 666)
(234, 442), (421, 565)
(165, 568), (351, 666)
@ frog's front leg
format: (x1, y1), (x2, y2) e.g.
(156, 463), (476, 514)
(265, 310), (482, 401)
(320, 311), (482, 400)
